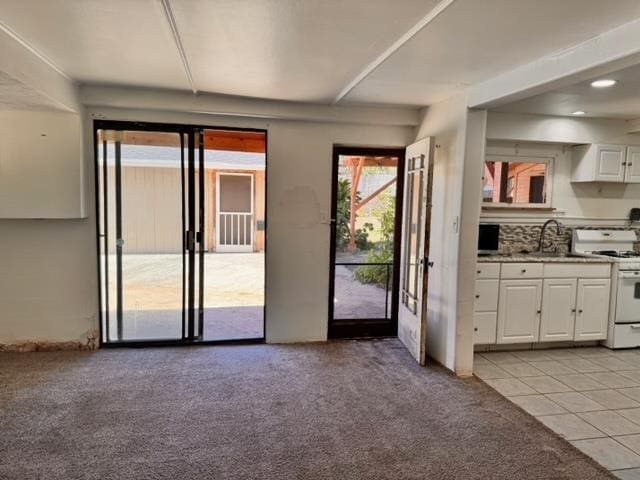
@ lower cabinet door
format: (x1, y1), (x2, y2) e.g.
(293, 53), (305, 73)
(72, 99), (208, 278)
(540, 278), (577, 342)
(497, 279), (543, 344)
(575, 278), (611, 341)
(474, 312), (497, 344)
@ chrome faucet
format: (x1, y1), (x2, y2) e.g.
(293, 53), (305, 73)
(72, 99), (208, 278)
(538, 219), (564, 253)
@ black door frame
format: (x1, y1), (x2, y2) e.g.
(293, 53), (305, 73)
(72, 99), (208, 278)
(93, 119), (268, 348)
(328, 146), (406, 338)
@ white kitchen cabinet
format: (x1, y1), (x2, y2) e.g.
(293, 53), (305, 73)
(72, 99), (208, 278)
(625, 146), (640, 183)
(575, 278), (611, 341)
(497, 279), (543, 344)
(572, 144), (637, 183)
(540, 278), (577, 342)
(474, 279), (499, 312)
(474, 312), (497, 344)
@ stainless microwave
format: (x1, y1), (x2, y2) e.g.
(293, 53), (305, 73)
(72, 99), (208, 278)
(478, 224), (500, 255)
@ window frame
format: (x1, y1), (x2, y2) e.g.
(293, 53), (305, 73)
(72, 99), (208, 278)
(482, 154), (554, 209)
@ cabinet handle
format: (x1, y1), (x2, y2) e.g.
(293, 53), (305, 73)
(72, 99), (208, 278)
(477, 270), (481, 274)
(475, 294), (480, 299)
(521, 269), (527, 273)
(623, 162), (628, 166)
(537, 310), (542, 315)
(571, 308), (576, 313)
(578, 309), (583, 314)
(474, 327), (478, 332)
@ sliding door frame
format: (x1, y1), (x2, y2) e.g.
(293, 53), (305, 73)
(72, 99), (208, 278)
(327, 146), (406, 339)
(93, 120), (267, 348)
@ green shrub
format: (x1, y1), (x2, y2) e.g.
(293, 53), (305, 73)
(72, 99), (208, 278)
(354, 248), (393, 287)
(336, 178), (371, 250)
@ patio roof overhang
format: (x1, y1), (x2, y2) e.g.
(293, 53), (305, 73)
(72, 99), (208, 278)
(98, 130), (266, 153)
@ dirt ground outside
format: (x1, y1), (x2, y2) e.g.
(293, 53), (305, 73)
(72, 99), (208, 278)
(106, 253), (264, 341)
(104, 251), (390, 341)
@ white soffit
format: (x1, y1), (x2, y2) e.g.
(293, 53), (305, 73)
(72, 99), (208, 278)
(491, 61), (640, 120)
(0, 0), (189, 90)
(344, 0), (640, 106)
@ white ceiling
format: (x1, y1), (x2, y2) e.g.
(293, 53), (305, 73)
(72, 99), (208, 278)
(343, 0), (640, 106)
(1, 0), (640, 107)
(494, 63), (640, 119)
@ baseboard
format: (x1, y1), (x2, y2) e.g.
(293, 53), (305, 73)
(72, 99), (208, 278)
(0, 336), (99, 352)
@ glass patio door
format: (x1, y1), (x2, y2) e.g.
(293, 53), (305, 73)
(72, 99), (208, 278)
(328, 146), (405, 338)
(96, 124), (205, 344)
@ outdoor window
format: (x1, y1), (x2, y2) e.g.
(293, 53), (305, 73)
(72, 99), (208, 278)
(482, 155), (553, 208)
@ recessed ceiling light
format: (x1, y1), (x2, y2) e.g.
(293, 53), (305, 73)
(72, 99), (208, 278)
(572, 111), (586, 116)
(591, 79), (617, 88)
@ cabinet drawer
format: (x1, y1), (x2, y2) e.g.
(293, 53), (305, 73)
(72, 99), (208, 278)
(612, 324), (640, 349)
(475, 279), (499, 312)
(475, 263), (500, 279)
(501, 263), (543, 279)
(474, 312), (497, 344)
(544, 263), (611, 278)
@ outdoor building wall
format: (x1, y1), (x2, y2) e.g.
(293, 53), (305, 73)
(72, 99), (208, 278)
(107, 166), (265, 254)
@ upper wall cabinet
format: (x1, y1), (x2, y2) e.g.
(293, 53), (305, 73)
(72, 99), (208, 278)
(572, 144), (640, 184)
(0, 110), (85, 218)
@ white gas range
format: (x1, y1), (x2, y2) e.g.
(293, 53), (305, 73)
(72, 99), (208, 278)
(572, 229), (640, 349)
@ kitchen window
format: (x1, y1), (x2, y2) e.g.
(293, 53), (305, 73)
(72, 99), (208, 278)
(482, 155), (553, 209)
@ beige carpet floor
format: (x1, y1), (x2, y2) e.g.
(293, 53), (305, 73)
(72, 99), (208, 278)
(0, 339), (614, 479)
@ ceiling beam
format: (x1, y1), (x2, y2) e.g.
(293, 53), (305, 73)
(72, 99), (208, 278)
(82, 85), (421, 127)
(159, 0), (197, 95)
(468, 18), (640, 110)
(0, 19), (79, 112)
(332, 0), (457, 105)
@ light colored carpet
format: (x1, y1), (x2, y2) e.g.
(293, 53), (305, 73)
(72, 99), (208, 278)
(0, 339), (614, 479)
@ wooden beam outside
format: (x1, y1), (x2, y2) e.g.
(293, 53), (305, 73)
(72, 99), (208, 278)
(355, 177), (396, 212)
(348, 158), (365, 251)
(343, 156), (398, 168)
(98, 130), (266, 153)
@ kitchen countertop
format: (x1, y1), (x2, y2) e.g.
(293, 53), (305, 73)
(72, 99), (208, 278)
(477, 254), (613, 264)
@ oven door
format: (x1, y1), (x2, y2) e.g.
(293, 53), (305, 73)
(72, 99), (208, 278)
(616, 271), (640, 323)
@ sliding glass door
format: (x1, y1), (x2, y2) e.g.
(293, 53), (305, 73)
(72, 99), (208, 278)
(95, 122), (267, 346)
(96, 126), (200, 343)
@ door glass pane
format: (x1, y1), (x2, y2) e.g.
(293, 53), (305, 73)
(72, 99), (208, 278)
(98, 129), (185, 342)
(202, 129), (266, 340)
(402, 157), (424, 314)
(332, 154), (400, 320)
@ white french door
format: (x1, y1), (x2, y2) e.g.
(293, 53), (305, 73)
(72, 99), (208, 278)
(216, 172), (254, 252)
(398, 138), (434, 364)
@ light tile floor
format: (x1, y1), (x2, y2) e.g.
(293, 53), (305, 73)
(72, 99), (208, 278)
(475, 347), (640, 478)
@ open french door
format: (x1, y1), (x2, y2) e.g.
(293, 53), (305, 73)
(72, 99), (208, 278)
(398, 138), (435, 364)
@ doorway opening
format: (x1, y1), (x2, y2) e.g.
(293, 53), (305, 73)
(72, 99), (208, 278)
(328, 147), (405, 338)
(94, 121), (266, 346)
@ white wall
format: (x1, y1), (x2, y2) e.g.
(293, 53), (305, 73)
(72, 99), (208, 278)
(413, 95), (486, 375)
(484, 112), (640, 224)
(0, 110), (85, 219)
(0, 97), (415, 347)
(0, 107), (96, 347)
